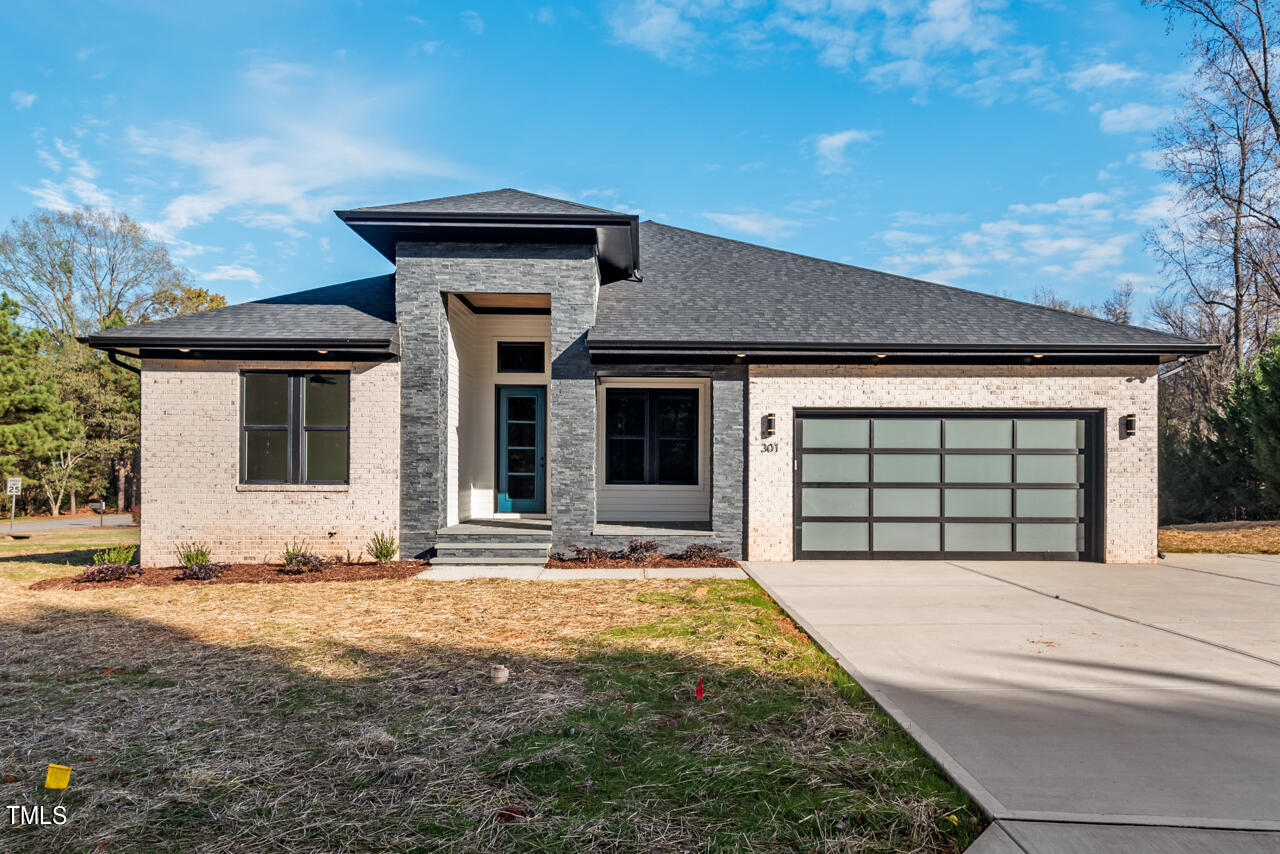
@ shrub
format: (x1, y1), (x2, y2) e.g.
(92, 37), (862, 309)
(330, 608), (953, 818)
(671, 543), (731, 562)
(621, 538), (660, 562)
(92, 545), (137, 566)
(279, 540), (326, 574)
(365, 531), (398, 564)
(566, 545), (619, 563)
(174, 563), (227, 581)
(74, 564), (143, 583)
(176, 542), (212, 568)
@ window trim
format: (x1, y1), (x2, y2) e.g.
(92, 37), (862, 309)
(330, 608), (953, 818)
(496, 341), (546, 374)
(604, 387), (700, 486)
(240, 370), (351, 485)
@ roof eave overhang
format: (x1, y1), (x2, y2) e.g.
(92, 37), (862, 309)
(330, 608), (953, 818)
(335, 209), (641, 284)
(587, 340), (1219, 365)
(81, 335), (398, 360)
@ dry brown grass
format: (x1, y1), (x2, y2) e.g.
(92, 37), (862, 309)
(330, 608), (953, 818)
(1159, 523), (1280, 554)
(0, 528), (979, 852)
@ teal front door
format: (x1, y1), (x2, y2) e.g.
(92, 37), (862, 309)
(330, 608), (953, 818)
(497, 386), (546, 513)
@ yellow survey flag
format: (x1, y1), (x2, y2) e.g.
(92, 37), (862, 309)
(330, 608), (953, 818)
(44, 764), (70, 789)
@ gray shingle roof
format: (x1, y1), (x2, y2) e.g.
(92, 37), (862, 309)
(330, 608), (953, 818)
(85, 275), (396, 348)
(589, 221), (1206, 353)
(343, 189), (622, 217)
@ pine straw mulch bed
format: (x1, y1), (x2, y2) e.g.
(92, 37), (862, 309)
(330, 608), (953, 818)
(0, 533), (982, 853)
(29, 561), (427, 591)
(1159, 522), (1280, 554)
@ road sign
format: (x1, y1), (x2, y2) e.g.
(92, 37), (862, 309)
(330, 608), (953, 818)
(5, 477), (19, 496)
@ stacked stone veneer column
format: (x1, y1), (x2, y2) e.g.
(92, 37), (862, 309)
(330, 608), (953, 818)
(138, 358), (400, 566)
(746, 363), (1159, 563)
(394, 242), (599, 557)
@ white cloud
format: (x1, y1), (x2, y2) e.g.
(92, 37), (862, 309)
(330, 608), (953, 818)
(461, 10), (485, 34)
(607, 0), (706, 62)
(1008, 192), (1113, 222)
(1095, 102), (1169, 134)
(22, 136), (113, 211)
(1066, 62), (1143, 90)
(1129, 182), (1182, 226)
(10, 90), (36, 110)
(877, 229), (935, 246)
(702, 210), (802, 237)
(409, 40), (445, 56)
(536, 6), (556, 25)
(815, 128), (875, 173)
(124, 61), (463, 242)
(199, 264), (263, 284)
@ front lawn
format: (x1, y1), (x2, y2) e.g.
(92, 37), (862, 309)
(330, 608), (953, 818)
(1, 529), (981, 852)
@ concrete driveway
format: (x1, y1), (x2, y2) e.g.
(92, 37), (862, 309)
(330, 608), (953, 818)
(746, 554), (1280, 853)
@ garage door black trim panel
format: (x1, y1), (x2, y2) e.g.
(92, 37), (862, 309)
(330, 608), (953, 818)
(793, 409), (1106, 561)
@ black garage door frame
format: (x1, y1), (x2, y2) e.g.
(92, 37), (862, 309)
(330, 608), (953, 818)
(793, 408), (1107, 562)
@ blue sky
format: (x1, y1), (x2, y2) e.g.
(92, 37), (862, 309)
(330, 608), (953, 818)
(3, 0), (1193, 318)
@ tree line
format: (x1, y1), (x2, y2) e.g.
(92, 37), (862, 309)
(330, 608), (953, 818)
(0, 208), (223, 517)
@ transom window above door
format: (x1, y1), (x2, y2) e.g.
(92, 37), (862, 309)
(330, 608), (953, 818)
(604, 388), (698, 485)
(496, 341), (545, 373)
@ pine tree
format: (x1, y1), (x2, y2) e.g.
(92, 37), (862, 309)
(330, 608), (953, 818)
(0, 294), (75, 477)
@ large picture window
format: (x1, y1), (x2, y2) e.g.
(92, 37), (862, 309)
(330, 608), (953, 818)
(604, 388), (698, 485)
(241, 372), (349, 484)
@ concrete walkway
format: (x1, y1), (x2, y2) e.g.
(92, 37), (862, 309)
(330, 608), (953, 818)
(416, 565), (748, 580)
(746, 555), (1280, 852)
(3, 513), (135, 535)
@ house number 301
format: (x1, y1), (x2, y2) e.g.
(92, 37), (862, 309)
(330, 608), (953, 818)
(760, 442), (778, 453)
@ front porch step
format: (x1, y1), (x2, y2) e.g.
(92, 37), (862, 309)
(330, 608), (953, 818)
(430, 555), (548, 566)
(434, 541), (551, 560)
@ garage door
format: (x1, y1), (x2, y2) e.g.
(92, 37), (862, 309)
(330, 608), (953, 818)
(794, 411), (1099, 560)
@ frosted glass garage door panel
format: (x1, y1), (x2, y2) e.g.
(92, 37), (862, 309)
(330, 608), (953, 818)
(944, 455), (1012, 483)
(945, 420), (1012, 449)
(873, 419), (941, 448)
(802, 522), (868, 552)
(1016, 455), (1082, 484)
(1017, 523), (1082, 552)
(873, 489), (939, 517)
(944, 488), (1012, 518)
(802, 454), (869, 483)
(873, 454), (940, 483)
(802, 419), (869, 448)
(946, 523), (1012, 552)
(1016, 419), (1084, 449)
(802, 488), (869, 517)
(1016, 488), (1082, 519)
(874, 522), (940, 551)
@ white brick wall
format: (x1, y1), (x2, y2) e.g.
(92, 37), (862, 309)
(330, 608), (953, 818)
(139, 359), (401, 566)
(746, 364), (1159, 563)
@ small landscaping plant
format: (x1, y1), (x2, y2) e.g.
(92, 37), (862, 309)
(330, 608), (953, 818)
(174, 562), (228, 581)
(671, 542), (731, 562)
(621, 538), (660, 562)
(74, 563), (144, 583)
(365, 531), (398, 564)
(92, 545), (137, 566)
(176, 542), (212, 568)
(565, 545), (620, 563)
(279, 540), (327, 575)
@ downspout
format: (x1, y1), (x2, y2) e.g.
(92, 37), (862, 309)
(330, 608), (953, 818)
(108, 350), (142, 375)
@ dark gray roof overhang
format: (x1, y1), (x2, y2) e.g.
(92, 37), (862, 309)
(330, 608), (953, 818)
(335, 209), (641, 284)
(587, 339), (1219, 364)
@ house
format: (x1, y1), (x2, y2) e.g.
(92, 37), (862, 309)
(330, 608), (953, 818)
(85, 189), (1212, 567)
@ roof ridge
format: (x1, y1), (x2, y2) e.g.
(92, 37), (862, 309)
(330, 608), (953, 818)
(639, 220), (1199, 346)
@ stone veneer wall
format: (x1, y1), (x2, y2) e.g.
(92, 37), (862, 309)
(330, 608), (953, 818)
(746, 363), (1159, 563)
(394, 242), (599, 557)
(138, 358), (400, 566)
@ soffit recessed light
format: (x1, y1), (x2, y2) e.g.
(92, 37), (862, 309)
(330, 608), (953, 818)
(177, 348), (190, 353)
(317, 349), (329, 354)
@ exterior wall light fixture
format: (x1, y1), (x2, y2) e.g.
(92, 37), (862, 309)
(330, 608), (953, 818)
(762, 413), (776, 438)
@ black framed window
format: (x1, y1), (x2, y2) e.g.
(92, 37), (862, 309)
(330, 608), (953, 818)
(497, 342), (545, 373)
(605, 388), (698, 485)
(241, 372), (349, 484)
